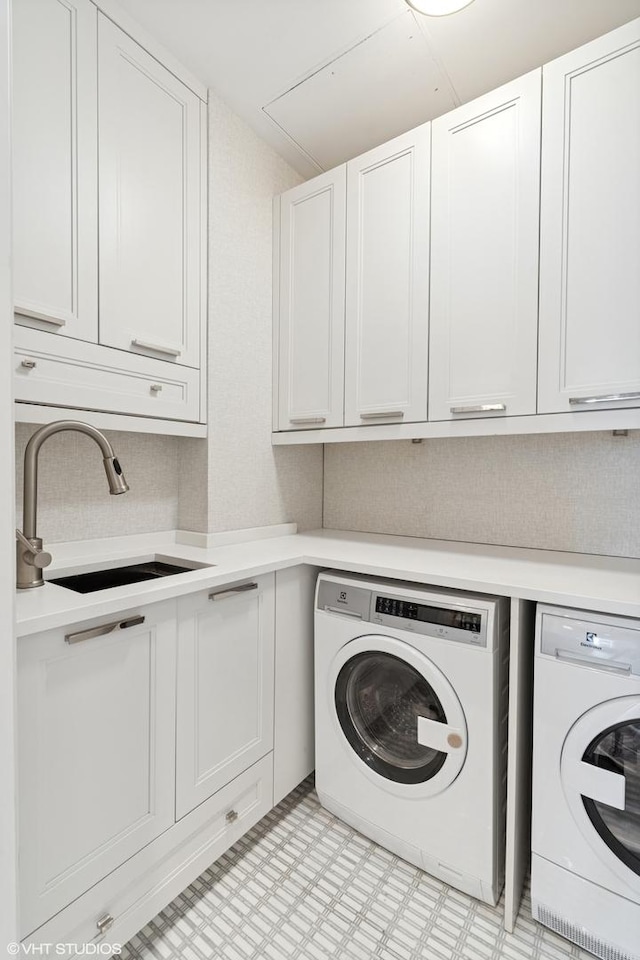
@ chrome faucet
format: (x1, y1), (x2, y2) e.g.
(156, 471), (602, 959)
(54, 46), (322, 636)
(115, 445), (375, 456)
(16, 420), (129, 589)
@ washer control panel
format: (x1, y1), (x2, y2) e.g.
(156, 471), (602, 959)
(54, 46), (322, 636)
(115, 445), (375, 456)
(317, 577), (491, 648)
(371, 592), (487, 647)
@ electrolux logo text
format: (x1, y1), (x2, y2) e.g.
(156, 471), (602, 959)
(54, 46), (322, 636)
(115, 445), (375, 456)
(580, 631), (602, 651)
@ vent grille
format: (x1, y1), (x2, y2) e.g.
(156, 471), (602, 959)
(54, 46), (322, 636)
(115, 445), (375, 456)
(534, 902), (639, 960)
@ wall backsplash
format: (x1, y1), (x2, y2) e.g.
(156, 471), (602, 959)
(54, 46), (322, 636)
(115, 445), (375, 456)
(15, 424), (180, 543)
(323, 431), (640, 559)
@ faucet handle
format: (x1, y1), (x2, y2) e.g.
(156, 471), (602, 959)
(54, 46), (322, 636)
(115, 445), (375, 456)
(16, 529), (53, 569)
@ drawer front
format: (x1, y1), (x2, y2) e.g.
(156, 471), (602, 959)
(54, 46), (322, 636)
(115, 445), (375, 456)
(14, 328), (200, 422)
(22, 755), (274, 956)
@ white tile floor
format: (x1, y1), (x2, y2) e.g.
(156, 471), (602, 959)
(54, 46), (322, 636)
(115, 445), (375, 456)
(122, 776), (592, 960)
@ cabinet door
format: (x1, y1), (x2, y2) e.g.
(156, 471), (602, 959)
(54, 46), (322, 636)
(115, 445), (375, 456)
(98, 14), (202, 369)
(273, 566), (318, 806)
(18, 602), (177, 938)
(277, 168), (346, 430)
(429, 71), (541, 421)
(12, 0), (98, 340)
(344, 125), (430, 426)
(176, 575), (275, 820)
(538, 20), (640, 413)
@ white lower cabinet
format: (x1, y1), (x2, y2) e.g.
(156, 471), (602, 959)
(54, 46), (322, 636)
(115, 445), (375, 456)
(273, 566), (318, 805)
(176, 574), (275, 819)
(18, 568), (314, 951)
(23, 755), (274, 956)
(17, 601), (178, 938)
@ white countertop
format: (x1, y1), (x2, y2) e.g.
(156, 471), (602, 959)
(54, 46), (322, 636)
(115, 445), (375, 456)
(15, 528), (640, 636)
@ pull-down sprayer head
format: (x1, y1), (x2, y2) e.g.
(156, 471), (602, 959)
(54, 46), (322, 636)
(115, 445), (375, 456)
(103, 455), (129, 495)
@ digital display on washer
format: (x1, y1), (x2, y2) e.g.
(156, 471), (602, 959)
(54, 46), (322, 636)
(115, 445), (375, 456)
(375, 596), (482, 633)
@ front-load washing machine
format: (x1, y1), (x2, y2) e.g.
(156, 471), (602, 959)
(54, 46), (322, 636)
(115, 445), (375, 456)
(314, 571), (509, 905)
(531, 605), (640, 960)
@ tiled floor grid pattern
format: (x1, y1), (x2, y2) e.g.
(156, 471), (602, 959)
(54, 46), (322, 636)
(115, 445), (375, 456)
(123, 776), (591, 960)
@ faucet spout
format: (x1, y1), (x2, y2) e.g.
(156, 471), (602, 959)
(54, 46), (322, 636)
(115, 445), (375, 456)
(17, 420), (129, 589)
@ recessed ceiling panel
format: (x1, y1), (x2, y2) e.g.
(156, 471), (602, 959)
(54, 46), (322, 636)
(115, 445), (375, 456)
(419, 0), (640, 103)
(263, 12), (457, 171)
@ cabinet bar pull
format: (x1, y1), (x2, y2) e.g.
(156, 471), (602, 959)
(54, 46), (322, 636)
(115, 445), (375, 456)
(225, 809), (238, 823)
(65, 615), (145, 645)
(568, 392), (640, 405)
(20, 359), (37, 369)
(289, 416), (326, 424)
(209, 582), (258, 601)
(15, 308), (66, 327)
(131, 338), (182, 358)
(150, 383), (163, 393)
(450, 403), (507, 414)
(359, 410), (405, 419)
(96, 914), (115, 935)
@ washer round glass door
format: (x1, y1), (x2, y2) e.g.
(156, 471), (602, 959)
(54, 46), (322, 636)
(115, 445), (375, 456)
(330, 635), (467, 797)
(561, 696), (640, 885)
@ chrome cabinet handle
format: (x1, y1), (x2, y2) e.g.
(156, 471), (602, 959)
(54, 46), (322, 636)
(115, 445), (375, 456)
(21, 358), (37, 369)
(569, 392), (640, 405)
(225, 809), (238, 823)
(289, 416), (326, 424)
(15, 308), (66, 327)
(359, 410), (405, 419)
(96, 914), (115, 935)
(450, 403), (507, 414)
(131, 338), (182, 358)
(209, 582), (258, 601)
(149, 383), (163, 393)
(65, 615), (145, 645)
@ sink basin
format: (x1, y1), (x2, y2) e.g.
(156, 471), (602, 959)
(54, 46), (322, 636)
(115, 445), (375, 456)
(50, 559), (211, 594)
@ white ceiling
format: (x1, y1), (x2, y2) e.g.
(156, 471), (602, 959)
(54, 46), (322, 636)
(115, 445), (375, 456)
(114, 0), (640, 177)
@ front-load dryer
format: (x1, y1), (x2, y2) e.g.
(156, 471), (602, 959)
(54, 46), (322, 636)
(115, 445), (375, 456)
(314, 571), (509, 905)
(531, 605), (640, 960)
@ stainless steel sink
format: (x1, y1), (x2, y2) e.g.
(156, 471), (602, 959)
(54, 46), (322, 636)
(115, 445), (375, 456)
(50, 558), (212, 594)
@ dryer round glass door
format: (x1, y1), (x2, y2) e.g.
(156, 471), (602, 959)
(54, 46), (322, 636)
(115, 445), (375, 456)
(582, 720), (640, 876)
(329, 634), (468, 797)
(561, 695), (640, 887)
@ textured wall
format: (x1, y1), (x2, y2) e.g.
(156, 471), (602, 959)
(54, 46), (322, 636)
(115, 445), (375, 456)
(15, 424), (179, 543)
(323, 431), (640, 559)
(177, 91), (323, 534)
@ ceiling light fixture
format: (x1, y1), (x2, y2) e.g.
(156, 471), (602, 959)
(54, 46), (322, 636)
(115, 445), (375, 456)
(405, 0), (476, 16)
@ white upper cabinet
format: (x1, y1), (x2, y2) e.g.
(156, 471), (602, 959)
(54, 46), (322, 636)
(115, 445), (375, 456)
(276, 167), (346, 429)
(538, 19), (640, 413)
(12, 0), (98, 340)
(429, 71), (541, 421)
(98, 14), (203, 369)
(344, 126), (431, 426)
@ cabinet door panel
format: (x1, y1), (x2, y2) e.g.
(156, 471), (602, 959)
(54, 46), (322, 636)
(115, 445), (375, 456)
(429, 72), (541, 421)
(12, 0), (98, 338)
(176, 575), (275, 819)
(18, 603), (176, 937)
(345, 125), (430, 425)
(277, 168), (346, 429)
(538, 20), (640, 413)
(98, 15), (202, 368)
